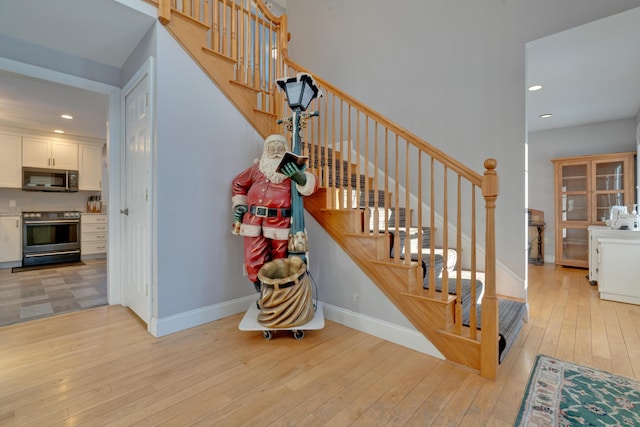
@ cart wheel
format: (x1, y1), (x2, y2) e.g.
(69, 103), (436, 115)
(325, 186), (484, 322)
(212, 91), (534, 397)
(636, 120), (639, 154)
(293, 330), (304, 340)
(263, 330), (272, 340)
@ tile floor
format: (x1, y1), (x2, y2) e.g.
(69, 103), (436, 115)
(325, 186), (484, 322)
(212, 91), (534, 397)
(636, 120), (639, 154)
(0, 259), (106, 327)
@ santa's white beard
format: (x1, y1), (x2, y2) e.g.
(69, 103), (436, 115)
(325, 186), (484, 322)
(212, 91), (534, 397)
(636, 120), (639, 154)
(259, 156), (288, 184)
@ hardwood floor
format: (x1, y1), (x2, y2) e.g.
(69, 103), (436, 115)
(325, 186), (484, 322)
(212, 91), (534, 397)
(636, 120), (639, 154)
(1, 264), (639, 426)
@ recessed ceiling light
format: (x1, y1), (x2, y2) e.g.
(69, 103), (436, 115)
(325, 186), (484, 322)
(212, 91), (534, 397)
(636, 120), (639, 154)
(539, 113), (553, 119)
(54, 129), (65, 134)
(528, 85), (543, 91)
(61, 114), (73, 119)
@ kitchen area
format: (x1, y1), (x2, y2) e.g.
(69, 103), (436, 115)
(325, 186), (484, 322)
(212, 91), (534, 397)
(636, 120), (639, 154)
(0, 129), (108, 325)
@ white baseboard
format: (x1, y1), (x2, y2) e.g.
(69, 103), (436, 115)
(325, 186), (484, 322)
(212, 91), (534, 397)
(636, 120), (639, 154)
(150, 295), (256, 337)
(148, 296), (443, 361)
(321, 303), (444, 360)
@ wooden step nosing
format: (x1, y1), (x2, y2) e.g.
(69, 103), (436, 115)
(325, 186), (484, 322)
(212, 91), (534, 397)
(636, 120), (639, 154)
(230, 79), (262, 93)
(399, 291), (456, 304)
(171, 9), (210, 30)
(201, 46), (237, 64)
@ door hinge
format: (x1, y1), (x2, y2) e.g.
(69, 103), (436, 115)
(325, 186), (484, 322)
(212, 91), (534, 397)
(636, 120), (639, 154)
(146, 283), (149, 297)
(146, 93), (149, 107)
(146, 188), (149, 201)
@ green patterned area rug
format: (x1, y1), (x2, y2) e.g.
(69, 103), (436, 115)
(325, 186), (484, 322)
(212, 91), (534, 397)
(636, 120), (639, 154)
(515, 355), (640, 426)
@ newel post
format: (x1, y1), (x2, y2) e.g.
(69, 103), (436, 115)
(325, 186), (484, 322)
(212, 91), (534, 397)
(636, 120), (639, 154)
(158, 0), (171, 25)
(480, 158), (499, 379)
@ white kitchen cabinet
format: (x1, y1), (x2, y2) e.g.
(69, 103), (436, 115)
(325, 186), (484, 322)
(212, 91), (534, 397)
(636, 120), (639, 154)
(597, 237), (640, 305)
(0, 216), (22, 262)
(0, 133), (22, 188)
(81, 214), (107, 258)
(22, 137), (78, 170)
(79, 144), (103, 191)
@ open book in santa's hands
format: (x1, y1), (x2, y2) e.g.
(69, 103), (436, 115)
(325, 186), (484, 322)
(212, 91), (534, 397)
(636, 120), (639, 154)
(276, 151), (309, 173)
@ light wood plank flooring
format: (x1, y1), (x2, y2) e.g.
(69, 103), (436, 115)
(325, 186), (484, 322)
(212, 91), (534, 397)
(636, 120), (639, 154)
(1, 264), (639, 426)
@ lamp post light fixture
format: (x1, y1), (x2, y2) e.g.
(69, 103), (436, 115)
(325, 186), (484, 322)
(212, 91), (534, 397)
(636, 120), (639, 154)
(276, 73), (321, 112)
(276, 73), (322, 263)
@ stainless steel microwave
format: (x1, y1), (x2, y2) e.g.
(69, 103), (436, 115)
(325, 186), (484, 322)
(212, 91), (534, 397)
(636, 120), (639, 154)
(22, 167), (79, 192)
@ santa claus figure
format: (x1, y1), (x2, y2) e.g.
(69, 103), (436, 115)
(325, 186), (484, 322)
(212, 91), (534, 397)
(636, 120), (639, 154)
(231, 134), (318, 291)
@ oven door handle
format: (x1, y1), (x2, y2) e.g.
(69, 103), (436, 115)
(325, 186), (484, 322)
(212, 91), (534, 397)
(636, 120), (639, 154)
(24, 220), (80, 225)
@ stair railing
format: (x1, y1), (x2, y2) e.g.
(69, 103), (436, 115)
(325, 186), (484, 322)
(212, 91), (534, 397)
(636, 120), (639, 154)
(158, 0), (285, 116)
(155, 0), (499, 379)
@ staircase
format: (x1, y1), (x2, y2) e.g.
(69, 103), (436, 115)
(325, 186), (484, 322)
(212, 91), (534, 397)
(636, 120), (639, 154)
(151, 0), (526, 379)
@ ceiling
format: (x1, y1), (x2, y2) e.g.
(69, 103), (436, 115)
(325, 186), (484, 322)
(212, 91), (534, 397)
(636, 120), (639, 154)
(0, 2), (638, 140)
(0, 0), (156, 140)
(526, 6), (640, 133)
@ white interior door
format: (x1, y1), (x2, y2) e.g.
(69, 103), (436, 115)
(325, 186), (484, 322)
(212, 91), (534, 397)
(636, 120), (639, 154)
(122, 70), (152, 325)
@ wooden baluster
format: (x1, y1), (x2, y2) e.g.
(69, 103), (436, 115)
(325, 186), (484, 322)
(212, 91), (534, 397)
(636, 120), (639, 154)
(203, 0), (209, 26)
(383, 129), (389, 236)
(323, 93), (329, 198)
(441, 166), (448, 299)
(346, 106), (353, 211)
(222, 0), (228, 56)
(404, 140), (410, 267)
(329, 94), (336, 207)
(373, 122), (379, 235)
(355, 111), (361, 215)
(363, 116), (370, 233)
(455, 175), (462, 332)
(230, 0), (237, 61)
(470, 184), (477, 340)
(212, 0), (220, 52)
(393, 135), (400, 263)
(481, 158), (498, 379)
(417, 150), (422, 292)
(428, 157), (435, 298)
(253, 15), (260, 89)
(237, 1), (245, 83)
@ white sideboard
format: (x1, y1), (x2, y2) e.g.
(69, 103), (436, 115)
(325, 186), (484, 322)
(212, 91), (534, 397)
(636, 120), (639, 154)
(597, 238), (640, 305)
(588, 226), (640, 284)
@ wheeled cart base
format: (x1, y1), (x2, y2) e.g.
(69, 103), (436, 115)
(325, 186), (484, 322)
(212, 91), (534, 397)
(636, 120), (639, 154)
(239, 302), (324, 340)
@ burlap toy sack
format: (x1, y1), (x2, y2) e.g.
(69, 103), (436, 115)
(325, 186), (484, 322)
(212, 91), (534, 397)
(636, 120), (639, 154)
(257, 257), (314, 328)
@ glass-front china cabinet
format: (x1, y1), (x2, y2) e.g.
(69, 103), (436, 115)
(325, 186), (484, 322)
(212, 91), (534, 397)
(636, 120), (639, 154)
(551, 152), (636, 268)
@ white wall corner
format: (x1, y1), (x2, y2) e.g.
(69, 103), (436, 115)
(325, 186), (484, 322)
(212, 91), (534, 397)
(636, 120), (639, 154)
(496, 261), (525, 299)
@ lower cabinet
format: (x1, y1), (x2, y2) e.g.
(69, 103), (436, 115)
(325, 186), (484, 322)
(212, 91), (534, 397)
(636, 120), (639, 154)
(0, 216), (21, 263)
(81, 214), (107, 258)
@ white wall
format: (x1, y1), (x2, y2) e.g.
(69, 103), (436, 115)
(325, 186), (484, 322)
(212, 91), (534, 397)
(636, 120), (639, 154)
(286, 0), (640, 294)
(153, 26), (264, 318)
(528, 118), (637, 262)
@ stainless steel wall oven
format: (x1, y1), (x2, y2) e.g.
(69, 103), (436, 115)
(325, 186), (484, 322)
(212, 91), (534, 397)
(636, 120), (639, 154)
(22, 211), (81, 267)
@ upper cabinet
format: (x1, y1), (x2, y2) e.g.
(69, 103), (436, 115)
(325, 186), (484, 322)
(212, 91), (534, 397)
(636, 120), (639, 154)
(0, 133), (22, 188)
(22, 137), (78, 170)
(79, 144), (103, 191)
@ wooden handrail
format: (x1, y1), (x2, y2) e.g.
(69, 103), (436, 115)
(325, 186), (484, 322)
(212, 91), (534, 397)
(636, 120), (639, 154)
(153, 0), (499, 378)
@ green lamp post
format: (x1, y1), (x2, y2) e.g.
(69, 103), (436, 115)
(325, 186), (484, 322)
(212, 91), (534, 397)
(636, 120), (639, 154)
(275, 73), (321, 264)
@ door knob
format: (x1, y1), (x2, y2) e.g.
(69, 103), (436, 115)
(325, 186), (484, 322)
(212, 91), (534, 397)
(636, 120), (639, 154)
(120, 208), (129, 215)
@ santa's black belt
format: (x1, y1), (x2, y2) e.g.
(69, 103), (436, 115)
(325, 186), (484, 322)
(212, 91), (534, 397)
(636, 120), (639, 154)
(249, 206), (292, 218)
